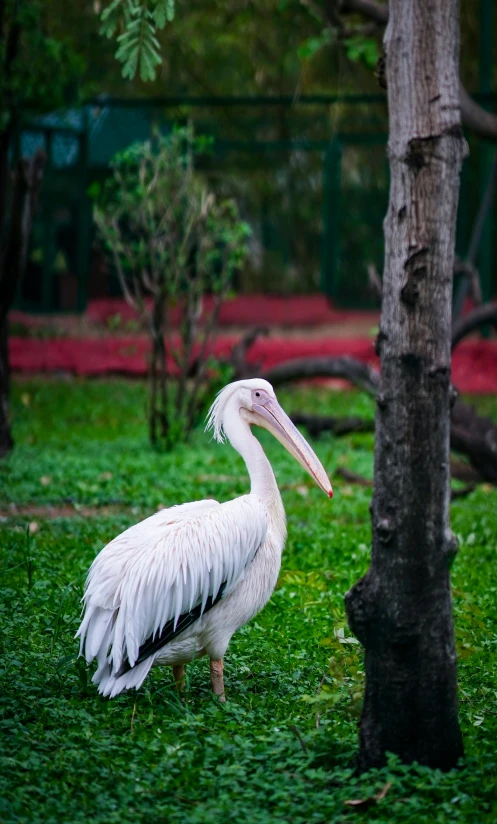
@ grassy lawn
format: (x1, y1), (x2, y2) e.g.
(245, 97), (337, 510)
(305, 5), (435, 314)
(1, 378), (496, 823)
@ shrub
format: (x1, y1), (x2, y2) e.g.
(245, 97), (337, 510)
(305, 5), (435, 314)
(93, 125), (250, 449)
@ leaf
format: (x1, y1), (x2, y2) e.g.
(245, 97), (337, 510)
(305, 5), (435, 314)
(344, 35), (380, 69)
(100, 0), (132, 39)
(100, 0), (173, 80)
(152, 0), (175, 28)
(297, 30), (330, 61)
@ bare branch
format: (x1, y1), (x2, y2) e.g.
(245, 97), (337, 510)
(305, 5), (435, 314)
(230, 326), (269, 378)
(450, 458), (482, 485)
(453, 258), (482, 305)
(367, 262), (382, 299)
(186, 292), (225, 430)
(337, 466), (373, 486)
(339, 0), (387, 24)
(301, 0), (341, 32)
(458, 84), (497, 142)
(451, 399), (497, 484)
(450, 484), (477, 500)
(451, 303), (497, 349)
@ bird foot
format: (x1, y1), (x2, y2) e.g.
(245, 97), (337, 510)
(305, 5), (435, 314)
(210, 659), (226, 702)
(173, 664), (186, 700)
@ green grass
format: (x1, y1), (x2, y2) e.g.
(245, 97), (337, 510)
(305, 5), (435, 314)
(1, 378), (497, 823)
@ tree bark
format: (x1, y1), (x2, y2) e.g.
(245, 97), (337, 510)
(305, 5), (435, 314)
(344, 0), (465, 771)
(0, 319), (12, 457)
(338, 0), (497, 143)
(149, 297), (169, 448)
(0, 150), (46, 457)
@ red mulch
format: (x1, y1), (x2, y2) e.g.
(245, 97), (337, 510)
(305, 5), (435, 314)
(85, 295), (377, 328)
(9, 335), (497, 394)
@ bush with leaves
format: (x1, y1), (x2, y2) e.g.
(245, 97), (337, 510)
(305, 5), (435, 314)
(93, 125), (250, 450)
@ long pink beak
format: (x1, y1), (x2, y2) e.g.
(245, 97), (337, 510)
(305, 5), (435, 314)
(253, 398), (333, 498)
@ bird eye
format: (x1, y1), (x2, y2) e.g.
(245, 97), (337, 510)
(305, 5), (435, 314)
(255, 391), (260, 397)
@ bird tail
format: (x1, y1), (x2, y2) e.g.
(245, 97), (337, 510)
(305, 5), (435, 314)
(93, 657), (155, 699)
(76, 603), (155, 698)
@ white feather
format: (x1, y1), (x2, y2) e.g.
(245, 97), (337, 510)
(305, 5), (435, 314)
(205, 378), (275, 443)
(74, 377), (322, 699)
(76, 496), (267, 676)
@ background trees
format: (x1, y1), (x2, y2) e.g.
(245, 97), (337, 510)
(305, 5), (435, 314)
(0, 0), (84, 456)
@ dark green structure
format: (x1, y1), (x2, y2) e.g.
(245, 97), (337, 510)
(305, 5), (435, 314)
(15, 92), (496, 313)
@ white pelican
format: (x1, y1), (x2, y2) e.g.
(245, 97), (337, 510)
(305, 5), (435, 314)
(76, 378), (333, 701)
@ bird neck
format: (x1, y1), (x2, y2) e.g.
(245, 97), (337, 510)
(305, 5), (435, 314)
(223, 409), (281, 502)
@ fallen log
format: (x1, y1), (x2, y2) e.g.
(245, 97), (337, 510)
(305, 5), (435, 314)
(336, 466), (476, 500)
(263, 356), (380, 396)
(215, 317), (491, 487)
(261, 355), (496, 486)
(291, 413), (375, 438)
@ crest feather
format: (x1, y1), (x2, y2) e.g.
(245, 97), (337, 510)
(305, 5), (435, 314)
(205, 382), (240, 443)
(205, 378), (275, 443)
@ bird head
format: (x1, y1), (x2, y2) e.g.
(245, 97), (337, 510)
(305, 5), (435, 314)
(206, 378), (333, 498)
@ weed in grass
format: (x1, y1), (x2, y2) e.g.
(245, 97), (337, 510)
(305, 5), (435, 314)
(21, 525), (35, 591)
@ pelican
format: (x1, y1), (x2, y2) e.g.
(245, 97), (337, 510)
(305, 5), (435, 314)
(76, 378), (333, 701)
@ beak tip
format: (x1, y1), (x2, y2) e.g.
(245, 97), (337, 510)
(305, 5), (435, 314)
(328, 489), (334, 499)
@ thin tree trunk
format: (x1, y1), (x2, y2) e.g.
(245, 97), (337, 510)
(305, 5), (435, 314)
(149, 296), (168, 448)
(344, 0), (466, 771)
(149, 305), (160, 447)
(0, 149), (46, 457)
(0, 319), (12, 457)
(0, 127), (13, 458)
(149, 340), (158, 447)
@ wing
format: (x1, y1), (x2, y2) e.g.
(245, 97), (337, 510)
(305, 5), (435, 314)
(76, 495), (267, 677)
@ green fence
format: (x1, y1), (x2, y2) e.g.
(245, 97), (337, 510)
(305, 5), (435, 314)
(14, 94), (496, 313)
(14, 119), (92, 313)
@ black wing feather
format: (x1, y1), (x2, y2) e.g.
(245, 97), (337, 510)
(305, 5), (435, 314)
(115, 582), (227, 677)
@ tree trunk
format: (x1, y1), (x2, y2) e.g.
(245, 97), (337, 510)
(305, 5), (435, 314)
(148, 297), (169, 449)
(0, 319), (12, 457)
(0, 149), (46, 457)
(345, 0), (466, 771)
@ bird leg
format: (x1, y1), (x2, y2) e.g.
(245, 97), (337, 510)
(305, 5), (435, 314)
(173, 664), (186, 697)
(210, 659), (226, 702)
